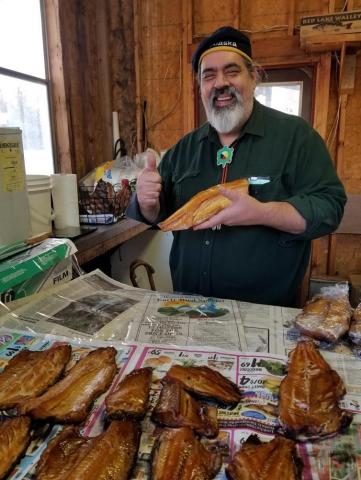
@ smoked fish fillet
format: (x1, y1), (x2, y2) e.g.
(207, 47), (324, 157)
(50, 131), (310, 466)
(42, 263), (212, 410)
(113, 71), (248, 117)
(0, 345), (71, 410)
(20, 347), (117, 423)
(278, 341), (352, 440)
(0, 416), (31, 480)
(162, 365), (241, 407)
(151, 427), (222, 480)
(105, 367), (152, 419)
(152, 382), (219, 438)
(349, 303), (361, 345)
(225, 435), (301, 480)
(158, 178), (249, 231)
(36, 420), (140, 480)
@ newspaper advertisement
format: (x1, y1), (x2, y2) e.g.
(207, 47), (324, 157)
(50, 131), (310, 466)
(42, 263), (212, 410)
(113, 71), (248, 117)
(127, 293), (248, 351)
(1, 327), (361, 480)
(0, 270), (148, 341)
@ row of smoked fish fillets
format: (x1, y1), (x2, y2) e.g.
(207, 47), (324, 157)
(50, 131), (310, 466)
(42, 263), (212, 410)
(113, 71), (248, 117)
(0, 340), (353, 480)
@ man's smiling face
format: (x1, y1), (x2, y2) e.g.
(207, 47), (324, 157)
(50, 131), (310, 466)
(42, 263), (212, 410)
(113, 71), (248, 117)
(199, 50), (256, 134)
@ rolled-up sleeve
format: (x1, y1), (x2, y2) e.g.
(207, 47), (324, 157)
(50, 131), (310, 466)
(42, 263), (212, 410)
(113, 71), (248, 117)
(283, 128), (347, 241)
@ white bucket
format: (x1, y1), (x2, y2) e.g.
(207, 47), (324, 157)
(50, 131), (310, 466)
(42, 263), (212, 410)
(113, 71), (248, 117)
(26, 175), (53, 237)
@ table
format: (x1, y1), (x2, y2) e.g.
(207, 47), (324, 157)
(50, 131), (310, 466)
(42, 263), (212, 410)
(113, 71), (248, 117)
(74, 218), (149, 266)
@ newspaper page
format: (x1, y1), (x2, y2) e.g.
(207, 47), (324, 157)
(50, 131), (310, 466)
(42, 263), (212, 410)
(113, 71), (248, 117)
(2, 327), (361, 480)
(127, 293), (248, 351)
(0, 269), (149, 341)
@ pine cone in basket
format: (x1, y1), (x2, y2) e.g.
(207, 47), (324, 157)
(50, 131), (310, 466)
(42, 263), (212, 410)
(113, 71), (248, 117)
(113, 179), (131, 217)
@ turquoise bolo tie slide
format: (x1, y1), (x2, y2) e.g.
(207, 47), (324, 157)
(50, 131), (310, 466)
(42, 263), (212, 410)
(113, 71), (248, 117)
(217, 146), (234, 167)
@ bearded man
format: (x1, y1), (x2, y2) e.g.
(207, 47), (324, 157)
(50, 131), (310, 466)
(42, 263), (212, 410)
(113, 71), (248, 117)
(126, 26), (346, 307)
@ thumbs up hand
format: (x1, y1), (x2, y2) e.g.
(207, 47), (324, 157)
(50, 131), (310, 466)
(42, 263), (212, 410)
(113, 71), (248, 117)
(136, 152), (162, 222)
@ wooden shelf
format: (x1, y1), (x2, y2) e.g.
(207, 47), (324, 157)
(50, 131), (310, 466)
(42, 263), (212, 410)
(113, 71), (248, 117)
(74, 218), (149, 266)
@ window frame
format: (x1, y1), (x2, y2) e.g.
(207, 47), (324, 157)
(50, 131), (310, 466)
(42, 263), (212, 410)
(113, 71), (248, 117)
(0, 0), (58, 173)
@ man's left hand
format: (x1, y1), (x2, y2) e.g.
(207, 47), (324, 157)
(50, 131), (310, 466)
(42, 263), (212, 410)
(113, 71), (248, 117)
(193, 187), (265, 230)
(193, 187), (306, 234)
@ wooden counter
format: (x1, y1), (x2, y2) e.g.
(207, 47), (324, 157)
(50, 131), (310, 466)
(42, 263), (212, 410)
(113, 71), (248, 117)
(74, 218), (149, 266)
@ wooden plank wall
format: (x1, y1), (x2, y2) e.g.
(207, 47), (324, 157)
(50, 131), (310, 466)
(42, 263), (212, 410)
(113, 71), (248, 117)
(54, 0), (135, 179)
(52, 0), (361, 284)
(133, 0), (361, 283)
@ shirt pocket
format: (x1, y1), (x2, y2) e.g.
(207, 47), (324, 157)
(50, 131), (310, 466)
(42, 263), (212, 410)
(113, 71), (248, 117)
(249, 176), (289, 202)
(172, 169), (201, 208)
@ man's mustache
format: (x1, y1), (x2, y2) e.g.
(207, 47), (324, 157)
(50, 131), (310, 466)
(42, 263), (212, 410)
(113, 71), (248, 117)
(210, 86), (241, 106)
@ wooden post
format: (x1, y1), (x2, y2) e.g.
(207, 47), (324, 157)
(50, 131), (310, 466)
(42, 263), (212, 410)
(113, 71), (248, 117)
(133, 0), (142, 153)
(44, 0), (72, 173)
(327, 49), (356, 275)
(233, 0), (240, 29)
(288, 0), (295, 36)
(182, 0), (194, 134)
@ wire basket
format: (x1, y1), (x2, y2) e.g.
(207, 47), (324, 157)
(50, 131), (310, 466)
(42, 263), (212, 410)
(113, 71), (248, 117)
(78, 179), (131, 224)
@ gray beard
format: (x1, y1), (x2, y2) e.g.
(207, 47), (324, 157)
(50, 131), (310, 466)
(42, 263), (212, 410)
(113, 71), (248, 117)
(204, 87), (245, 134)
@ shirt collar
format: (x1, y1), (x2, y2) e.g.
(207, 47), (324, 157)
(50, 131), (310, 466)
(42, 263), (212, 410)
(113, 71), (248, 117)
(198, 99), (265, 143)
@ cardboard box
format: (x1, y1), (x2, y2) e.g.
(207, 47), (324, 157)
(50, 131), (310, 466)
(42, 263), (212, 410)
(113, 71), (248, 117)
(0, 238), (77, 304)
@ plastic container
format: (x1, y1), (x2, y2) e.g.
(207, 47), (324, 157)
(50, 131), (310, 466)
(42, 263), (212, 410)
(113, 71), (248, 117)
(26, 174), (53, 236)
(0, 127), (30, 251)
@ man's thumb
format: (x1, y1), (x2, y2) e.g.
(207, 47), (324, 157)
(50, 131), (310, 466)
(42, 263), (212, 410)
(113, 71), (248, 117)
(146, 154), (157, 171)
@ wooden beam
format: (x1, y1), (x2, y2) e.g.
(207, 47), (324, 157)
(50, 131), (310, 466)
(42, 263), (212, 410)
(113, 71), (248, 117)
(311, 53), (331, 275)
(328, 0), (336, 13)
(133, 0), (142, 153)
(182, 0), (195, 134)
(233, 0), (240, 29)
(44, 0), (72, 173)
(313, 53), (332, 139)
(95, 1), (112, 161)
(288, 0), (295, 36)
(340, 54), (357, 94)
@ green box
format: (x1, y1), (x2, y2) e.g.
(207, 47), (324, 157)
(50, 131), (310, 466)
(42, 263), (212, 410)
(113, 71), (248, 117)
(0, 238), (77, 303)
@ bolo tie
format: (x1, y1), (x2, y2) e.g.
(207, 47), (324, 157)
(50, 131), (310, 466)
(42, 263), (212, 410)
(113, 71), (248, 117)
(213, 137), (240, 230)
(216, 137), (240, 184)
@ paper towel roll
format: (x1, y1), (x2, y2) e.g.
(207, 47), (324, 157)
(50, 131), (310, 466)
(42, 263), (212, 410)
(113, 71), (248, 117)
(51, 174), (80, 229)
(112, 111), (120, 148)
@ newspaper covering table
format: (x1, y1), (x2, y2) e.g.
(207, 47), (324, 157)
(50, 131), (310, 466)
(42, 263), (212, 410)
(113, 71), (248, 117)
(1, 270), (361, 478)
(1, 327), (361, 480)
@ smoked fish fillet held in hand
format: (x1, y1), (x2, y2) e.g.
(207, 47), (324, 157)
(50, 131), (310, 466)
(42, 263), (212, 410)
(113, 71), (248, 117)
(105, 367), (152, 419)
(151, 427), (222, 480)
(0, 416), (31, 480)
(151, 382), (219, 438)
(20, 347), (117, 423)
(36, 420), (140, 480)
(0, 345), (71, 410)
(278, 340), (352, 441)
(158, 178), (249, 231)
(162, 364), (241, 407)
(225, 435), (301, 480)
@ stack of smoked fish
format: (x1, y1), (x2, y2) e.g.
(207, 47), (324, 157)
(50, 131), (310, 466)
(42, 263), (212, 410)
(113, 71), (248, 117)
(0, 336), (353, 480)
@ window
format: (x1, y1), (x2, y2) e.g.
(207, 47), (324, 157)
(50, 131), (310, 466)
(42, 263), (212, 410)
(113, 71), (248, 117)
(0, 0), (54, 174)
(255, 67), (314, 123)
(255, 81), (303, 117)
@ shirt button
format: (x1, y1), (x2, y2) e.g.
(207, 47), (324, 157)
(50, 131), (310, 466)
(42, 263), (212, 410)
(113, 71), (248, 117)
(205, 240), (210, 246)
(202, 271), (207, 276)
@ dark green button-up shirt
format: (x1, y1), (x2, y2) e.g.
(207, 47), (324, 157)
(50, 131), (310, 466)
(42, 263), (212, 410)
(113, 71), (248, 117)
(127, 101), (346, 306)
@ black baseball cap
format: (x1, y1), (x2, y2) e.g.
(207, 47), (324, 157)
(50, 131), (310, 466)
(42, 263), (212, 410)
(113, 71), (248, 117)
(192, 26), (252, 73)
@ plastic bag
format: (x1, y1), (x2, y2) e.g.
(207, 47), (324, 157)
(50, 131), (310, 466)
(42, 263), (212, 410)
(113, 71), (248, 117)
(294, 283), (352, 343)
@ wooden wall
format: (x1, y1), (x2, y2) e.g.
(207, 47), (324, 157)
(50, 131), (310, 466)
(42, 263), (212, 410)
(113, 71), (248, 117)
(133, 0), (361, 284)
(49, 0), (361, 285)
(49, 0), (136, 179)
